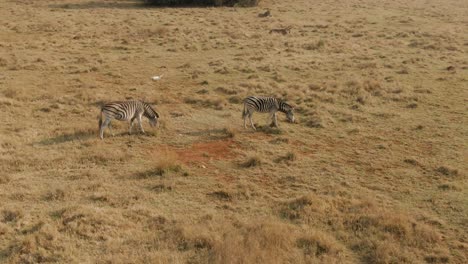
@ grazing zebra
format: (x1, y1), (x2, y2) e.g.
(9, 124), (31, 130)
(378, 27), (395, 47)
(98, 100), (159, 139)
(242, 96), (295, 130)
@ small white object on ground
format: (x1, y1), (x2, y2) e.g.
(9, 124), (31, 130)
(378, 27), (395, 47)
(151, 74), (163, 81)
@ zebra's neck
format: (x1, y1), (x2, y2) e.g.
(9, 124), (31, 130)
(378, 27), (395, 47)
(143, 109), (155, 119)
(278, 101), (288, 113)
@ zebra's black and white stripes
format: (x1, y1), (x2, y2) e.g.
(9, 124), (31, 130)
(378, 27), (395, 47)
(99, 100), (159, 139)
(242, 96), (295, 130)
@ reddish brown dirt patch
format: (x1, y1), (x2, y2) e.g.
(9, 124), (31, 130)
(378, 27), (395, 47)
(174, 140), (237, 164)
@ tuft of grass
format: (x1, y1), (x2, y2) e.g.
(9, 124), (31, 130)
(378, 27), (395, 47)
(435, 166), (458, 177)
(403, 158), (420, 166)
(2, 209), (24, 223)
(6, 223), (66, 263)
(184, 97), (225, 110)
(276, 152), (297, 164)
(241, 156), (261, 168)
(3, 88), (19, 99)
(139, 150), (182, 177)
(303, 39), (325, 50)
(228, 96), (242, 104)
(296, 230), (344, 259)
(438, 183), (460, 191)
(305, 117), (324, 128)
(210, 221), (294, 263)
(221, 127), (236, 139)
(44, 189), (66, 201)
(150, 183), (173, 193)
(257, 126), (283, 134)
(209, 190), (233, 201)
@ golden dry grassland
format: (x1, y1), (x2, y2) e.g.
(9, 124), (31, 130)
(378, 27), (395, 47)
(0, 0), (467, 263)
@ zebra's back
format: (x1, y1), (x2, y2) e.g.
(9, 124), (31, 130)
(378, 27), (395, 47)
(101, 100), (144, 121)
(244, 96), (279, 113)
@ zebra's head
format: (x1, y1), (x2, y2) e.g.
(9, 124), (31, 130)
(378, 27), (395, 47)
(281, 101), (295, 123)
(143, 103), (160, 127)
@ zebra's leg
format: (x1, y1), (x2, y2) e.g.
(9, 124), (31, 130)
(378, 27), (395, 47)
(100, 118), (111, 139)
(129, 117), (136, 134)
(273, 112), (279, 128)
(137, 114), (145, 134)
(108, 121), (115, 137)
(268, 111), (275, 127)
(243, 105), (248, 129)
(249, 113), (256, 130)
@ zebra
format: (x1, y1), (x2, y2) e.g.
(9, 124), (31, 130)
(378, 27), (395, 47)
(242, 96), (295, 130)
(98, 100), (159, 139)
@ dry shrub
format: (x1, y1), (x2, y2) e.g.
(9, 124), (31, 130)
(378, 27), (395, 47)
(2, 88), (19, 99)
(303, 39), (325, 50)
(341, 80), (370, 105)
(296, 230), (345, 262)
(279, 194), (447, 263)
(154, 151), (182, 176)
(438, 183), (461, 191)
(362, 79), (384, 96)
(221, 127), (236, 138)
(169, 224), (217, 252)
(279, 194), (329, 222)
(364, 239), (417, 264)
(184, 97), (226, 110)
(241, 156), (261, 168)
(435, 166), (458, 177)
(150, 183), (173, 193)
(215, 86), (237, 95)
(303, 108), (334, 128)
(0, 174), (11, 184)
(0, 222), (11, 235)
(208, 190), (233, 201)
(140, 149), (182, 177)
(304, 116), (325, 128)
(139, 27), (168, 37)
(424, 249), (452, 264)
(339, 79), (387, 104)
(210, 221), (297, 264)
(6, 223), (67, 263)
(276, 152), (297, 163)
(2, 209), (24, 223)
(44, 189), (66, 201)
(59, 206), (127, 240)
(347, 211), (441, 247)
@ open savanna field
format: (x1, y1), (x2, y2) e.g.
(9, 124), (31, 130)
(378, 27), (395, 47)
(0, 0), (467, 263)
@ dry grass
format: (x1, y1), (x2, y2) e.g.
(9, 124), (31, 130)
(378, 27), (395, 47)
(240, 156), (262, 168)
(0, 0), (467, 263)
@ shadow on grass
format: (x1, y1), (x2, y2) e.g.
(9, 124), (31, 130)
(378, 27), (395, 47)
(182, 128), (235, 140)
(37, 129), (96, 145)
(49, 1), (146, 10)
(134, 165), (184, 179)
(37, 129), (157, 145)
(247, 124), (283, 135)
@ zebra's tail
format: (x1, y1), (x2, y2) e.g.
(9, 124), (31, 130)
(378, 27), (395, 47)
(98, 110), (103, 131)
